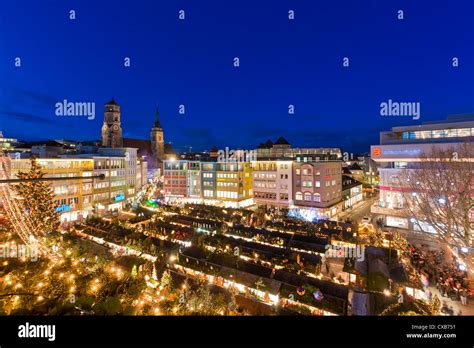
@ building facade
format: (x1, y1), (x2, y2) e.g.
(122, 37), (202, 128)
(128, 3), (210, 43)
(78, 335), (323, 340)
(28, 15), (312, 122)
(252, 159), (293, 209)
(163, 159), (253, 208)
(371, 115), (474, 231)
(10, 158), (95, 222)
(215, 162), (253, 207)
(187, 161), (202, 200)
(371, 115), (474, 278)
(163, 160), (189, 199)
(291, 155), (343, 219)
(201, 162), (217, 201)
(163, 154), (364, 216)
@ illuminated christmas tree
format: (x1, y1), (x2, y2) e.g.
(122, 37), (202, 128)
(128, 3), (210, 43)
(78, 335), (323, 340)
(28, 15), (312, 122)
(12, 157), (60, 236)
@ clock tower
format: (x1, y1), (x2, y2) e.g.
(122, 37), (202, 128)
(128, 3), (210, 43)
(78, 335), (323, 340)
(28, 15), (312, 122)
(101, 99), (123, 148)
(150, 107), (164, 162)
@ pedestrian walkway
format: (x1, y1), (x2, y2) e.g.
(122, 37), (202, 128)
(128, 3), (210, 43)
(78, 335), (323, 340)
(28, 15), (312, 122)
(428, 285), (474, 316)
(336, 197), (375, 221)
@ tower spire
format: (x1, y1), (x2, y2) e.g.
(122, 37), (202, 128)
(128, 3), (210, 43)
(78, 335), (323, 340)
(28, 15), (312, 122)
(154, 107), (161, 128)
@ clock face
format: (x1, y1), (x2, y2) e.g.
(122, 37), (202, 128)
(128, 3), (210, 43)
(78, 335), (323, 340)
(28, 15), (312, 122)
(113, 124), (119, 131)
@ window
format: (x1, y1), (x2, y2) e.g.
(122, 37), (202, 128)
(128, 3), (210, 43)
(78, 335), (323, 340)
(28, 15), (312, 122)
(304, 192), (312, 201)
(203, 190), (214, 198)
(458, 128), (471, 137)
(394, 162), (408, 169)
(295, 192), (303, 200)
(315, 181), (320, 187)
(313, 193), (321, 202)
(432, 130), (447, 138)
(296, 169), (301, 175)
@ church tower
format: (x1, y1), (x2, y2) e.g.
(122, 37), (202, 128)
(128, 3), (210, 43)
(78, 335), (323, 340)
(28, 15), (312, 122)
(150, 107), (165, 161)
(101, 99), (123, 148)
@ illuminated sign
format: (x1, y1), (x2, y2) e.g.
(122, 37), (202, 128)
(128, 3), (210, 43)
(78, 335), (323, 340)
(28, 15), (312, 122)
(373, 147), (423, 158)
(114, 194), (125, 202)
(383, 148), (421, 156)
(55, 205), (71, 213)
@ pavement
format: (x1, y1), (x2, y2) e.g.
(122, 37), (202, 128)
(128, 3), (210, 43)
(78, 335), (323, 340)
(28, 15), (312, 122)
(336, 196), (376, 222)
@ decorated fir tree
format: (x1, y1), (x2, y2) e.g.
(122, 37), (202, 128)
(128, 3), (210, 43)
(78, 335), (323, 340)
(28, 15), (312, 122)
(160, 270), (173, 290)
(131, 265), (138, 279)
(12, 157), (59, 235)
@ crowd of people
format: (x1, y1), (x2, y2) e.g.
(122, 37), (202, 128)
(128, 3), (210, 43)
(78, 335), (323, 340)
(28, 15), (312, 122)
(409, 246), (472, 308)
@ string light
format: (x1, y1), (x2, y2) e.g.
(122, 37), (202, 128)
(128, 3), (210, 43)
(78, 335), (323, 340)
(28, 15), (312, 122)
(0, 151), (50, 256)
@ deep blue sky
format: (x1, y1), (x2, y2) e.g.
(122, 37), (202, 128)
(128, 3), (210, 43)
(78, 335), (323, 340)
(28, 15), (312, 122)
(0, 0), (473, 153)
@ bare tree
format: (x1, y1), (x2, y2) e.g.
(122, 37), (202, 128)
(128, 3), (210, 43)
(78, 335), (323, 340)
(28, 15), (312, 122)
(398, 142), (473, 251)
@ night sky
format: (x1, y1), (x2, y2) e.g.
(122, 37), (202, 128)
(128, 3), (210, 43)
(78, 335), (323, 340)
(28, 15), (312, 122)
(0, 0), (473, 153)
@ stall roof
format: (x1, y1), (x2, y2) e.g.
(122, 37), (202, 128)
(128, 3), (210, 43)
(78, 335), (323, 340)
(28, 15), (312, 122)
(350, 291), (371, 316)
(368, 258), (390, 278)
